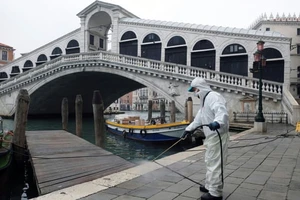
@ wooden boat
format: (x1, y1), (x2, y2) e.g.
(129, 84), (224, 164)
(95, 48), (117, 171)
(0, 117), (13, 171)
(106, 115), (189, 142)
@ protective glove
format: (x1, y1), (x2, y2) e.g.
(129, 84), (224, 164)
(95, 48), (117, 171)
(181, 130), (193, 139)
(208, 121), (220, 131)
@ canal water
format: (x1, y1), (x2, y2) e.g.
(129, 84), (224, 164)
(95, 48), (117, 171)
(1, 111), (190, 199)
(3, 111), (186, 163)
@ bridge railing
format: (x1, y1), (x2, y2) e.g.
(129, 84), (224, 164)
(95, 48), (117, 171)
(0, 51), (283, 100)
(96, 51), (283, 99)
(233, 111), (288, 124)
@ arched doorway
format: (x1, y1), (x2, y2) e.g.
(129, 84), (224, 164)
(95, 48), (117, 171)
(253, 48), (284, 83)
(10, 66), (20, 77)
(191, 39), (215, 70)
(141, 33), (161, 61)
(165, 36), (187, 65)
(87, 11), (112, 51)
(119, 31), (138, 56)
(50, 47), (62, 60)
(0, 72), (8, 82)
(220, 44), (248, 76)
(36, 54), (48, 66)
(23, 60), (34, 72)
(66, 40), (80, 55)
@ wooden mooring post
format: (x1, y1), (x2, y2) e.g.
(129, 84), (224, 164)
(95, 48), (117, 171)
(147, 100), (152, 121)
(75, 95), (83, 137)
(170, 100), (176, 123)
(61, 97), (68, 130)
(92, 90), (105, 147)
(184, 99), (188, 121)
(160, 100), (165, 123)
(13, 89), (30, 167)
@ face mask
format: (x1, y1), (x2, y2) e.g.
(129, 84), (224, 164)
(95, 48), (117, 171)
(194, 90), (201, 98)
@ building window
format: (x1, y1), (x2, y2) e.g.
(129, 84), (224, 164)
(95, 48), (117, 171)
(2, 51), (7, 60)
(99, 38), (104, 49)
(298, 45), (300, 54)
(266, 28), (270, 31)
(297, 28), (300, 35)
(89, 34), (94, 45)
(298, 66), (300, 78)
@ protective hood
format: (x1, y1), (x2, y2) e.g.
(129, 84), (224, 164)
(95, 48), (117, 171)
(189, 77), (211, 99)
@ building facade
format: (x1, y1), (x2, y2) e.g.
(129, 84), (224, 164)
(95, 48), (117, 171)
(0, 43), (14, 66)
(249, 13), (300, 99)
(120, 91), (133, 111)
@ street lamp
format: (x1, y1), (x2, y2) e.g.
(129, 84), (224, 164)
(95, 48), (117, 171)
(252, 40), (266, 122)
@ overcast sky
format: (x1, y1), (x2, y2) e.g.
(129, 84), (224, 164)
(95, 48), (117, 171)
(1, 0), (299, 58)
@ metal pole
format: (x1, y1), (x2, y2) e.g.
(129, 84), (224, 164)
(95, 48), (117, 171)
(255, 59), (265, 122)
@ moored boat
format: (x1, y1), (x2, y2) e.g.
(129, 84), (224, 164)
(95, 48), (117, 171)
(106, 115), (189, 142)
(0, 117), (13, 172)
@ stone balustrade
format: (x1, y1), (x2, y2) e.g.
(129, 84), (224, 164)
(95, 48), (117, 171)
(0, 51), (283, 101)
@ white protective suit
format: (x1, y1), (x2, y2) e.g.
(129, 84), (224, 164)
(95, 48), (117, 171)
(185, 77), (229, 197)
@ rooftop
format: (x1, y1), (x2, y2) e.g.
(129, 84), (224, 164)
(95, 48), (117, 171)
(120, 18), (286, 38)
(0, 43), (13, 49)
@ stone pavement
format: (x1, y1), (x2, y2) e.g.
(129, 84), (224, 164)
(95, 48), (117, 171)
(33, 124), (300, 200)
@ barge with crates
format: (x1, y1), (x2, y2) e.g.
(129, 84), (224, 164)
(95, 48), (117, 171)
(105, 115), (189, 142)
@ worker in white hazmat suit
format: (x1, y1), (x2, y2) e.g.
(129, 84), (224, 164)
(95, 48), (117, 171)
(182, 77), (229, 200)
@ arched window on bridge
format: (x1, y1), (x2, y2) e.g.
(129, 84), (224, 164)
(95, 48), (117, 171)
(220, 44), (248, 76)
(0, 72), (8, 82)
(253, 48), (284, 83)
(36, 54), (48, 66)
(119, 31), (138, 56)
(50, 47), (63, 60)
(141, 33), (161, 61)
(165, 36), (187, 65)
(23, 60), (34, 72)
(191, 40), (216, 70)
(66, 40), (80, 55)
(10, 66), (20, 78)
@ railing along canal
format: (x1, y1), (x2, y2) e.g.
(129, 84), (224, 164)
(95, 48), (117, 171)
(233, 112), (288, 124)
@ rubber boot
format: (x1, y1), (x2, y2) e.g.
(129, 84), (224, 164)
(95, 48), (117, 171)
(201, 193), (222, 200)
(199, 185), (208, 193)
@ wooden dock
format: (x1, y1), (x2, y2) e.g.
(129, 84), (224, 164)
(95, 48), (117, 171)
(26, 130), (135, 195)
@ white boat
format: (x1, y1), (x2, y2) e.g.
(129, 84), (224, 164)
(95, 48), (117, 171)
(105, 115), (189, 142)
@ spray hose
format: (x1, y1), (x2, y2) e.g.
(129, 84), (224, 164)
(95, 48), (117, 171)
(152, 124), (224, 188)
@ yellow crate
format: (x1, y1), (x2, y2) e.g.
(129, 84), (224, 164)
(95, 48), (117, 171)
(296, 122), (300, 132)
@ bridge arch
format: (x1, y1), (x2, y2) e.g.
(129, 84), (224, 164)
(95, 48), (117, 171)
(220, 43), (248, 76)
(165, 35), (187, 65)
(141, 33), (162, 61)
(66, 39), (80, 54)
(119, 30), (138, 56)
(191, 39), (216, 70)
(24, 64), (182, 116)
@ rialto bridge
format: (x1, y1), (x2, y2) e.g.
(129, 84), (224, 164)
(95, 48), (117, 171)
(0, 1), (299, 124)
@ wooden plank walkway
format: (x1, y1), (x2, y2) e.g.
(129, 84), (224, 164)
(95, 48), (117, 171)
(26, 130), (135, 195)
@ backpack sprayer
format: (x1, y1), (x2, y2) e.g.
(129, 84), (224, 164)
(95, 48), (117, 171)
(152, 124), (224, 188)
